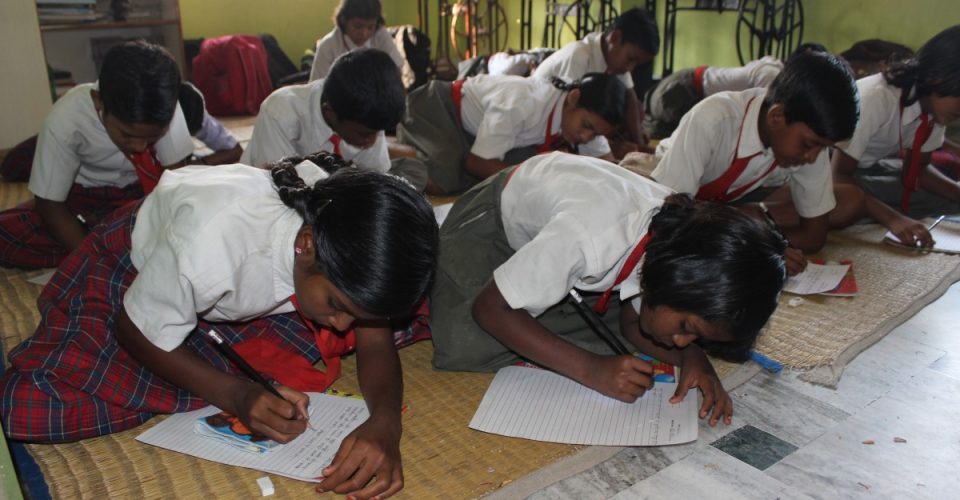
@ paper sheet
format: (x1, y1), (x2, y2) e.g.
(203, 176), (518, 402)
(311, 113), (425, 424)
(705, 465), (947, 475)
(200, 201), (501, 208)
(469, 366), (697, 446)
(136, 393), (368, 482)
(783, 262), (851, 295)
(25, 270), (55, 286)
(884, 221), (960, 254)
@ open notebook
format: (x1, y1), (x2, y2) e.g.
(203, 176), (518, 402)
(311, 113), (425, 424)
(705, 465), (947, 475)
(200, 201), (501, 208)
(883, 219), (960, 254)
(137, 393), (367, 482)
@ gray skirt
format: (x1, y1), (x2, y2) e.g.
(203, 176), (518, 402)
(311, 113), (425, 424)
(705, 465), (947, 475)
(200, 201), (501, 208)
(396, 80), (541, 195)
(855, 158), (960, 218)
(642, 68), (701, 140)
(430, 167), (626, 372)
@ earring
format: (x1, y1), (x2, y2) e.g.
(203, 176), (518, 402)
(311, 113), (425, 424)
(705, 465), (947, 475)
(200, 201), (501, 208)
(295, 247), (303, 255)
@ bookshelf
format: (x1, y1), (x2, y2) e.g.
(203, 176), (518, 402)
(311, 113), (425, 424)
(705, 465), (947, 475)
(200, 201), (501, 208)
(37, 0), (185, 96)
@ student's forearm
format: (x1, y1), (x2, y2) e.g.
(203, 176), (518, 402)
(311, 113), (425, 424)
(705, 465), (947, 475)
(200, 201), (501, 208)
(919, 164), (960, 202)
(114, 307), (248, 414)
(780, 215), (828, 253)
(199, 145), (243, 166)
(34, 196), (88, 251)
(464, 154), (509, 180)
(473, 282), (598, 384)
(355, 324), (403, 428)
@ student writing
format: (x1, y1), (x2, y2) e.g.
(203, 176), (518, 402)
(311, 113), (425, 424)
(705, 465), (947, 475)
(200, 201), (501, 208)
(396, 72), (628, 195)
(649, 51), (860, 274)
(829, 25), (960, 247)
(0, 152), (439, 500)
(0, 41), (192, 269)
(430, 152), (786, 425)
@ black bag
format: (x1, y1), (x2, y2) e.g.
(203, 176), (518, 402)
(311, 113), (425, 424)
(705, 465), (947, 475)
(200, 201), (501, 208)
(388, 26), (432, 91)
(259, 34), (300, 89)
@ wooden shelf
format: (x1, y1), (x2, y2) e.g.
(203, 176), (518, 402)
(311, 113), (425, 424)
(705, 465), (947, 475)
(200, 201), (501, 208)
(40, 18), (179, 33)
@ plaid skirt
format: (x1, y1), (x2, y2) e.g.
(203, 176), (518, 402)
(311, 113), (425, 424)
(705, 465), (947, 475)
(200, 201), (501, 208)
(0, 183), (143, 270)
(1, 201), (431, 442)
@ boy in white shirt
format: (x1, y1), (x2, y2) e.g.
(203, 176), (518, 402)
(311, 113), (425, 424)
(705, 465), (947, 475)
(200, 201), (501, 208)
(243, 48), (426, 189)
(533, 7), (659, 154)
(650, 51), (860, 271)
(0, 41), (192, 270)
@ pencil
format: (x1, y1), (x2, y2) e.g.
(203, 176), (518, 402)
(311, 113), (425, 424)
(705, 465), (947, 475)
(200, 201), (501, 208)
(205, 329), (284, 399)
(567, 290), (630, 356)
(927, 215), (946, 232)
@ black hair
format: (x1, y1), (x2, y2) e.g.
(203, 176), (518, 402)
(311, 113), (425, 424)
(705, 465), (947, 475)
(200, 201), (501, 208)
(270, 152), (439, 318)
(885, 25), (960, 106)
(334, 0), (384, 29)
(640, 194), (787, 362)
(764, 51), (859, 142)
(841, 39), (913, 66)
(321, 48), (405, 132)
(607, 7), (660, 56)
(98, 40), (181, 125)
(178, 82), (205, 136)
(551, 73), (628, 128)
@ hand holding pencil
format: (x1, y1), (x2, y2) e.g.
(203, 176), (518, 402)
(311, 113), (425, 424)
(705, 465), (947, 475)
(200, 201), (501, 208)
(205, 329), (313, 442)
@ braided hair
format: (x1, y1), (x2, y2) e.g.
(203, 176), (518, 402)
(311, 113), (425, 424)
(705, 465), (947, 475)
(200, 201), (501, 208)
(270, 152), (438, 318)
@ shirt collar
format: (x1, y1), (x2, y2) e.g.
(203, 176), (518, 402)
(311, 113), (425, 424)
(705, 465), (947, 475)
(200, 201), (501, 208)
(900, 97), (926, 127)
(737, 88), (770, 159)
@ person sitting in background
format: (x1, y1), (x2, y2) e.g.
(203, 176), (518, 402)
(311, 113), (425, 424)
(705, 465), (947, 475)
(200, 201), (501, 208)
(308, 0), (404, 81)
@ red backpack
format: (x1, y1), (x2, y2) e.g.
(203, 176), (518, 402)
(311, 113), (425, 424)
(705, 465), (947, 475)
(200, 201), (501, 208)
(192, 35), (273, 116)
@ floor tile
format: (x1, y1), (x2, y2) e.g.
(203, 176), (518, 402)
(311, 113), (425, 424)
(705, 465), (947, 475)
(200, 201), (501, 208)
(710, 424), (798, 470)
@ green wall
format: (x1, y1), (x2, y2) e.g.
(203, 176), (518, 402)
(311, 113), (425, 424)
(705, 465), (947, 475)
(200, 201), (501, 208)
(180, 0), (957, 74)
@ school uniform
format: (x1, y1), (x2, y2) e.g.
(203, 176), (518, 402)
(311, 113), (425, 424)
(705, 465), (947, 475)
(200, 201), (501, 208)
(532, 32), (634, 90)
(643, 56), (783, 139)
(651, 88), (835, 219)
(0, 82), (193, 269)
(241, 79), (390, 172)
(308, 26), (404, 82)
(396, 75), (610, 194)
(0, 163), (349, 442)
(195, 110), (240, 152)
(431, 152), (673, 372)
(837, 74), (954, 216)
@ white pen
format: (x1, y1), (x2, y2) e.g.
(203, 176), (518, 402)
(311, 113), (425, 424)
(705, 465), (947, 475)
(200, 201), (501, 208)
(927, 215), (946, 232)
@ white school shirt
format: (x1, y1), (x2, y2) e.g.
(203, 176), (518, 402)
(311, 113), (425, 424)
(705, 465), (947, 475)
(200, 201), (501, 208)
(532, 32), (634, 89)
(494, 152), (673, 317)
(460, 75), (610, 160)
(240, 79), (390, 172)
(837, 73), (946, 168)
(652, 88), (835, 218)
(29, 83), (193, 202)
(487, 52), (537, 76)
(195, 111), (239, 151)
(124, 162), (329, 351)
(308, 26), (405, 82)
(701, 56), (783, 96)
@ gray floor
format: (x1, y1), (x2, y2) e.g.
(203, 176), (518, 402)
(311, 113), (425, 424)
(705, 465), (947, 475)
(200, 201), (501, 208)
(524, 281), (960, 499)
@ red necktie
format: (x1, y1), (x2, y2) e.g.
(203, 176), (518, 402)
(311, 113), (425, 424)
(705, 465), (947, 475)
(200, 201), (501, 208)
(900, 112), (934, 214)
(126, 147), (163, 194)
(593, 233), (652, 315)
(329, 134), (343, 157)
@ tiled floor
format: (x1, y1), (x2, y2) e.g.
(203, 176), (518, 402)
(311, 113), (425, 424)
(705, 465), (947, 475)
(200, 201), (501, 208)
(521, 282), (960, 499)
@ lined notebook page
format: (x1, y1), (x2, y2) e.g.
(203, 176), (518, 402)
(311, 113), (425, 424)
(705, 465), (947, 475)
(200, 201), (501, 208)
(137, 393), (368, 482)
(783, 262), (851, 295)
(469, 366), (697, 446)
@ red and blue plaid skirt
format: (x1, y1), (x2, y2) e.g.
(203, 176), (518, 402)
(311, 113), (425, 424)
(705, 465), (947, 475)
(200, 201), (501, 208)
(0, 201), (431, 442)
(0, 183), (144, 270)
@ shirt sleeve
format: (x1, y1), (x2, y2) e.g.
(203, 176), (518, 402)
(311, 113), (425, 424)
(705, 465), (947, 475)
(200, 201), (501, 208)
(155, 105), (194, 167)
(650, 110), (716, 195)
(493, 213), (590, 316)
(195, 111), (239, 151)
(617, 71), (635, 90)
(578, 135), (612, 157)
(785, 150), (836, 218)
(352, 132), (391, 173)
(837, 88), (890, 161)
(241, 102), (298, 167)
(28, 118), (82, 202)
(309, 37), (338, 82)
(469, 106), (521, 160)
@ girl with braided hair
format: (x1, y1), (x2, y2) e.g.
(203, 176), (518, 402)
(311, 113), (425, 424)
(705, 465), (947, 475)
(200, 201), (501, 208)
(1, 152), (438, 499)
(396, 72), (629, 194)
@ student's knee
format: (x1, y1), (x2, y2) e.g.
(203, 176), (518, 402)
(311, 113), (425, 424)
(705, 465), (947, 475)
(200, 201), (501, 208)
(829, 183), (867, 228)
